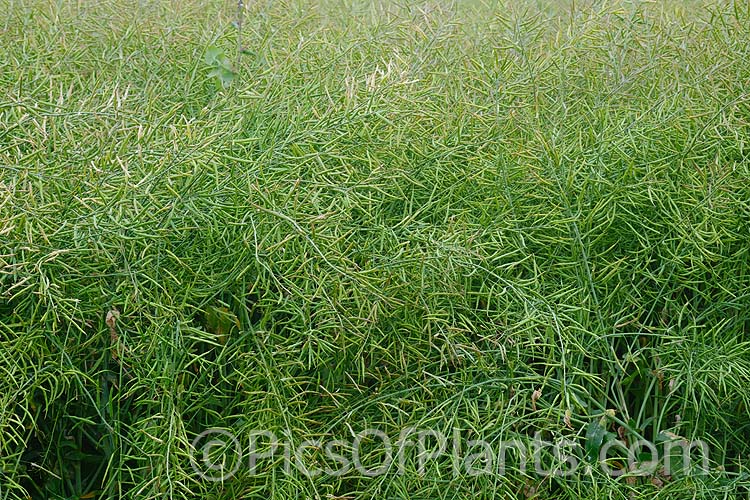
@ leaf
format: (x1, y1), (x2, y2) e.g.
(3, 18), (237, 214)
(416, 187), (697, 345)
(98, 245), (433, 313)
(205, 305), (240, 344)
(105, 308), (119, 331)
(106, 308), (120, 344)
(585, 420), (608, 462)
(204, 45), (224, 65)
(531, 388), (542, 411)
(657, 430), (688, 444)
(218, 67), (236, 88)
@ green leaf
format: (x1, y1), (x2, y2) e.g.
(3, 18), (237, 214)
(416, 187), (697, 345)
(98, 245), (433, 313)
(204, 45), (223, 65)
(218, 67), (236, 88)
(585, 421), (608, 462)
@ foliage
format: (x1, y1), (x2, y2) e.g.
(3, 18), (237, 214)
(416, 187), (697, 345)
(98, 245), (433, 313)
(204, 45), (237, 89)
(0, 0), (749, 498)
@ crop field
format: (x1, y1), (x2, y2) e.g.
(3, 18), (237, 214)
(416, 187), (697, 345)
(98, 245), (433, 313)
(1, 0), (749, 498)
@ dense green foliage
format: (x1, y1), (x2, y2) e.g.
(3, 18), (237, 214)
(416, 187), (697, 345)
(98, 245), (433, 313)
(1, 0), (749, 498)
